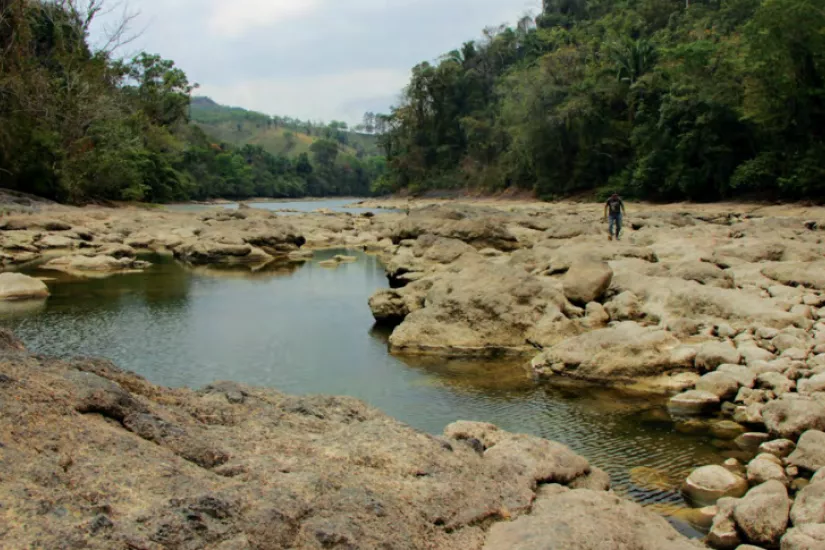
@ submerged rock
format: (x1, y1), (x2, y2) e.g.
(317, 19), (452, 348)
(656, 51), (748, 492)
(682, 465), (748, 506)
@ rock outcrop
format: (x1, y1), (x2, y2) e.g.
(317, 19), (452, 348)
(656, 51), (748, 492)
(0, 272), (49, 300)
(0, 334), (705, 550)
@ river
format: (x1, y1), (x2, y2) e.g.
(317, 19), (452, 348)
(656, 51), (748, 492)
(1, 247), (724, 535)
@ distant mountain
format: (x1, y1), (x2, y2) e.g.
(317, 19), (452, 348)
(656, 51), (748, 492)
(189, 97), (380, 158)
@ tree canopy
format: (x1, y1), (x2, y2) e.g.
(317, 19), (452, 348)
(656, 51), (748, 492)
(0, 0), (385, 203)
(375, 0), (825, 201)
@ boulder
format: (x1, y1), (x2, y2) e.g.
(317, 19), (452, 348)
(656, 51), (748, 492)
(584, 302), (610, 327)
(718, 364), (757, 388)
(0, 272), (49, 300)
(711, 421), (748, 441)
(746, 456), (789, 487)
(758, 439), (796, 459)
(780, 524), (825, 550)
(42, 255), (148, 275)
(789, 482), (825, 525)
(763, 398), (825, 439)
(37, 234), (76, 249)
(708, 497), (741, 549)
(733, 480), (790, 548)
(604, 291), (643, 321)
(668, 390), (721, 416)
(682, 465), (749, 507)
(369, 289), (414, 325)
(174, 241), (272, 265)
(798, 373), (825, 395)
(697, 341), (742, 371)
(481, 488), (701, 550)
(534, 322), (690, 382)
(696, 371), (742, 400)
(735, 433), (771, 453)
(562, 260), (613, 304)
(756, 372), (796, 396)
(763, 262), (825, 291)
(787, 430), (825, 472)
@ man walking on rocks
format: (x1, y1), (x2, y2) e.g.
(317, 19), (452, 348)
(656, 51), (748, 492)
(604, 193), (626, 241)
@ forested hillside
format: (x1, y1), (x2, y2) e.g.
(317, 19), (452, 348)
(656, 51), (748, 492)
(0, 1), (385, 203)
(190, 97), (381, 158)
(377, 0), (825, 201)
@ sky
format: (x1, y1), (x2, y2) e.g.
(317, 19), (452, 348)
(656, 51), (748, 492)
(92, 0), (540, 126)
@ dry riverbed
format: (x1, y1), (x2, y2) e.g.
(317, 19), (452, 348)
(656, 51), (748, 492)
(1, 197), (825, 548)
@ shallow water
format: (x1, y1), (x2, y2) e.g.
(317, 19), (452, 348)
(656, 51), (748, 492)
(3, 249), (723, 534)
(163, 198), (393, 215)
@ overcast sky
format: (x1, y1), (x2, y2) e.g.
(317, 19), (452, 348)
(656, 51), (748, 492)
(93, 0), (539, 125)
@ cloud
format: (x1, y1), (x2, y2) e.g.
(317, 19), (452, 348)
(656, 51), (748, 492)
(208, 0), (322, 37)
(90, 0), (542, 124)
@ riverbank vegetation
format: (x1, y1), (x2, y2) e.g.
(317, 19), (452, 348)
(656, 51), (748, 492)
(376, 0), (825, 202)
(0, 0), (386, 203)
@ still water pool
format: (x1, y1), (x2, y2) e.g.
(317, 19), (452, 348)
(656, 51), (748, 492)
(2, 249), (723, 533)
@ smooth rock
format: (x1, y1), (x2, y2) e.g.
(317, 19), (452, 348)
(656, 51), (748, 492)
(682, 465), (749, 507)
(697, 372), (742, 400)
(668, 390), (721, 416)
(746, 456), (789, 487)
(733, 480), (790, 548)
(780, 524), (825, 550)
(735, 433), (771, 453)
(799, 373), (825, 395)
(763, 398), (825, 439)
(708, 497), (742, 550)
(0, 273), (49, 300)
(697, 341), (742, 371)
(787, 430), (825, 472)
(789, 482), (825, 525)
(758, 439), (796, 459)
(562, 260), (613, 304)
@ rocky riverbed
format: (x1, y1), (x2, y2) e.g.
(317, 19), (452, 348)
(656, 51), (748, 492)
(1, 197), (825, 548)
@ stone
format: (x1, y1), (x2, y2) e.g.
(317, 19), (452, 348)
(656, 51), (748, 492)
(739, 344), (776, 365)
(798, 373), (825, 395)
(604, 291), (643, 321)
(682, 465), (749, 507)
(37, 234), (76, 249)
(780, 524), (825, 550)
(747, 456), (789, 487)
(481, 489), (700, 550)
(668, 390), (721, 416)
(734, 403), (766, 426)
(758, 439), (796, 459)
(718, 364), (757, 388)
(534, 322), (689, 382)
(763, 261), (825, 291)
(733, 480), (790, 548)
(790, 482), (825, 525)
(711, 421), (748, 441)
(763, 398), (825, 439)
(756, 372), (796, 395)
(735, 433), (771, 453)
(562, 259), (613, 304)
(0, 272), (49, 300)
(787, 430), (825, 472)
(42, 255), (148, 275)
(584, 302), (609, 327)
(708, 497), (742, 550)
(697, 341), (742, 371)
(697, 372), (742, 400)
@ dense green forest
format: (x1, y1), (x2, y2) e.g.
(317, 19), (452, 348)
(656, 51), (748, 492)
(0, 0), (386, 203)
(376, 0), (825, 201)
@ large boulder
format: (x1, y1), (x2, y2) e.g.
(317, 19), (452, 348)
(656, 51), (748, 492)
(668, 390), (721, 416)
(733, 480), (791, 548)
(787, 430), (825, 472)
(682, 465), (749, 507)
(0, 272), (49, 300)
(763, 398), (825, 439)
(696, 371), (741, 400)
(762, 261), (825, 290)
(532, 321), (692, 383)
(481, 488), (701, 550)
(174, 241), (273, 265)
(562, 260), (613, 304)
(390, 210), (520, 251)
(388, 262), (575, 356)
(790, 482), (825, 525)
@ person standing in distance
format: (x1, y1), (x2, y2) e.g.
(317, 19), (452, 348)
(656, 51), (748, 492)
(604, 193), (626, 241)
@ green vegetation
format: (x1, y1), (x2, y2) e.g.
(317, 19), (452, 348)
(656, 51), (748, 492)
(0, 1), (385, 203)
(190, 97), (381, 158)
(377, 0), (825, 201)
